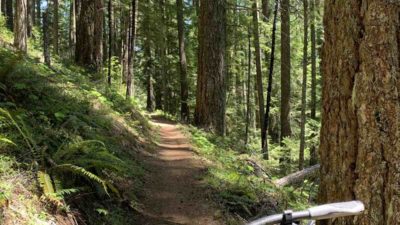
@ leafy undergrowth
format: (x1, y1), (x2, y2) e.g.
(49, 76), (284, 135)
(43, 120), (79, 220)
(0, 35), (153, 224)
(180, 125), (318, 223)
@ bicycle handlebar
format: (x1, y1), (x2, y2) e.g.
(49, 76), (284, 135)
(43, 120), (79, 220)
(247, 201), (365, 225)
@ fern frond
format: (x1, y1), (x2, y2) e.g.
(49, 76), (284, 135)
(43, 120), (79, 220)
(37, 170), (55, 195)
(0, 135), (15, 146)
(53, 164), (109, 194)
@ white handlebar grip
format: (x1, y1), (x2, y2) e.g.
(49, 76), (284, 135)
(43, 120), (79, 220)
(308, 201), (365, 220)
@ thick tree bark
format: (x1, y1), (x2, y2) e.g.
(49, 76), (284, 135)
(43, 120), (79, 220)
(261, 0), (270, 20)
(252, 0), (265, 149)
(126, 0), (137, 99)
(75, 0), (103, 73)
(299, 0), (308, 170)
(14, 0), (27, 53)
(176, 0), (189, 122)
(53, 0), (59, 54)
(261, 0), (279, 160)
(318, 2), (400, 225)
(6, 0), (13, 31)
(194, 0), (227, 136)
(43, 9), (51, 66)
(280, 0), (292, 142)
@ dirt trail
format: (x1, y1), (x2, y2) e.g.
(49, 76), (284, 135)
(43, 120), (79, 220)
(135, 117), (224, 225)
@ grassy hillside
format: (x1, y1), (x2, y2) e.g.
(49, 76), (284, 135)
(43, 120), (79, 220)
(0, 22), (154, 224)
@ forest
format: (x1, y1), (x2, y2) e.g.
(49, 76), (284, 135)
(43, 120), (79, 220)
(0, 0), (398, 224)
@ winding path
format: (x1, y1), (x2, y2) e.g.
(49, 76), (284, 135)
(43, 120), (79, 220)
(135, 116), (224, 225)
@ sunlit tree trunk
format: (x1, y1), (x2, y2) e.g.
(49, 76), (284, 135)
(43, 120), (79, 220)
(69, 0), (76, 58)
(14, 0), (27, 53)
(319, 2), (400, 225)
(177, 0), (189, 122)
(195, 0), (227, 136)
(126, 0), (137, 98)
(252, 0), (265, 148)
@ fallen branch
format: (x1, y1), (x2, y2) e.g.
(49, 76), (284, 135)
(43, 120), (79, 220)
(274, 164), (320, 187)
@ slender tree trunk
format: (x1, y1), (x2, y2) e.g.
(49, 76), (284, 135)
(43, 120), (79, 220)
(6, 0), (13, 31)
(177, 0), (189, 122)
(299, 0), (308, 170)
(121, 10), (129, 84)
(309, 0), (317, 166)
(107, 0), (113, 85)
(69, 0), (76, 58)
(35, 0), (40, 25)
(145, 41), (155, 112)
(52, 0), (59, 54)
(14, 0), (27, 53)
(319, 2), (400, 225)
(194, 0), (227, 136)
(252, 0), (265, 148)
(43, 8), (50, 66)
(261, 0), (279, 160)
(245, 28), (252, 146)
(126, 0), (137, 99)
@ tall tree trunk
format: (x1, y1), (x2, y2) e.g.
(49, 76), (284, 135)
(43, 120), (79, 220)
(43, 8), (50, 66)
(261, 0), (270, 20)
(6, 0), (13, 31)
(309, 0), (317, 166)
(107, 0), (113, 85)
(75, 0), (103, 72)
(299, 0), (308, 170)
(177, 0), (189, 122)
(52, 0), (59, 54)
(245, 28), (252, 146)
(194, 0), (227, 136)
(35, 0), (40, 25)
(126, 0), (137, 99)
(261, 0), (279, 160)
(121, 10), (129, 84)
(280, 0), (291, 170)
(69, 0), (76, 58)
(14, 0), (27, 53)
(1, 0), (4, 16)
(27, 0), (33, 37)
(319, 2), (400, 225)
(280, 0), (292, 141)
(145, 41), (155, 112)
(252, 0), (265, 148)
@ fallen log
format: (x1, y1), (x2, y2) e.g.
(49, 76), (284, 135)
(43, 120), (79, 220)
(274, 164), (320, 187)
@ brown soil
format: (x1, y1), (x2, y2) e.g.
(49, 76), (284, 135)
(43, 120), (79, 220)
(134, 116), (224, 225)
